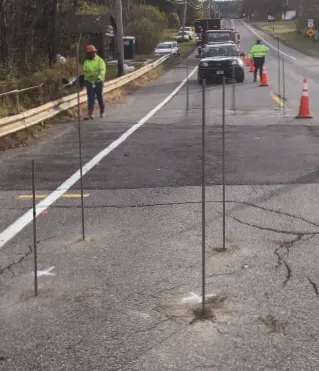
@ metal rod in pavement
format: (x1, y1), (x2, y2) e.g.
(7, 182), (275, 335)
(232, 64), (236, 115)
(277, 38), (281, 110)
(76, 41), (85, 241)
(282, 58), (286, 116)
(201, 78), (206, 314)
(32, 159), (38, 296)
(186, 56), (189, 114)
(222, 76), (226, 250)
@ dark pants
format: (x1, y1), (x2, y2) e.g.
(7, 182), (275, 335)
(253, 57), (265, 81)
(86, 82), (104, 113)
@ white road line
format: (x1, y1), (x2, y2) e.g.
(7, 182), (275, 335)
(0, 64), (198, 249)
(240, 20), (297, 61)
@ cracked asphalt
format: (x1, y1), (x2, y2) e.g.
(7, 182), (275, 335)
(1, 19), (319, 370)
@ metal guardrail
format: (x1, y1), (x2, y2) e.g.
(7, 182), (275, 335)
(0, 55), (169, 138)
(0, 84), (44, 115)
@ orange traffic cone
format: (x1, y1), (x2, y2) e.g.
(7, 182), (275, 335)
(296, 78), (312, 119)
(260, 65), (269, 87)
(249, 59), (255, 72)
(246, 56), (250, 66)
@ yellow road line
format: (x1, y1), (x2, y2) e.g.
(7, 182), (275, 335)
(18, 194), (89, 199)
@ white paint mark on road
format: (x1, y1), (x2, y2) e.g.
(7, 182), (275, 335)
(241, 20), (297, 61)
(35, 266), (56, 277)
(0, 65), (199, 249)
(182, 292), (216, 304)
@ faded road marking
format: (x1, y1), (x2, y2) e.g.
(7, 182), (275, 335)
(35, 266), (56, 277)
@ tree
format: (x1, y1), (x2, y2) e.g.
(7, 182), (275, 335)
(127, 4), (168, 53)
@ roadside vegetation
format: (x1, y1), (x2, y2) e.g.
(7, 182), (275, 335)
(0, 0), (200, 119)
(251, 20), (319, 57)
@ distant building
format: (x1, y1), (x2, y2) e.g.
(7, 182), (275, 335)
(67, 14), (115, 60)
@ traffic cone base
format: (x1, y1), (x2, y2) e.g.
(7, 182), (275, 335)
(296, 78), (312, 119)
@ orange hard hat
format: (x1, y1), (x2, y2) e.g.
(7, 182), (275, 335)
(86, 44), (97, 52)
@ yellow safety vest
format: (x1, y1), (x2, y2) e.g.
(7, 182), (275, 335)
(83, 56), (107, 83)
(249, 44), (269, 58)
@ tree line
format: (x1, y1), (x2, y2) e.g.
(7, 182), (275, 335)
(0, 0), (201, 77)
(241, 0), (300, 18)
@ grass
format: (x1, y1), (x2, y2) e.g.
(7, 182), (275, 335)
(252, 20), (319, 57)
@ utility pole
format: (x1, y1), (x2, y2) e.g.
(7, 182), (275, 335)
(182, 0), (187, 40)
(115, 0), (124, 77)
(209, 0), (211, 18)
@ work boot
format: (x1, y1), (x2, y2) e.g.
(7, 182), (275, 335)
(100, 111), (104, 118)
(84, 110), (94, 120)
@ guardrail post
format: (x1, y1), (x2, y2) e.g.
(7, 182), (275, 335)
(39, 84), (44, 105)
(15, 92), (20, 114)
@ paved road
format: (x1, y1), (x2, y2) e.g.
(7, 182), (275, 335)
(1, 20), (319, 371)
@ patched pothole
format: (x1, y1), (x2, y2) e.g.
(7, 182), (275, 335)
(155, 292), (229, 325)
(259, 314), (287, 335)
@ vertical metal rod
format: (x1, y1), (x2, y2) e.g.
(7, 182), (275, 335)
(277, 38), (281, 110)
(222, 76), (226, 251)
(232, 64), (236, 115)
(76, 42), (85, 241)
(282, 58), (286, 116)
(32, 160), (38, 297)
(186, 56), (189, 114)
(201, 78), (206, 314)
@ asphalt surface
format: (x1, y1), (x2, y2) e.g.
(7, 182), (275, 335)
(1, 19), (319, 370)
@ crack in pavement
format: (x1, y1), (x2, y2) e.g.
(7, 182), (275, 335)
(0, 245), (32, 276)
(226, 214), (319, 236)
(307, 277), (319, 297)
(274, 235), (303, 284)
(4, 198), (319, 229)
(228, 213), (319, 289)
(4, 199), (317, 225)
(282, 259), (293, 287)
